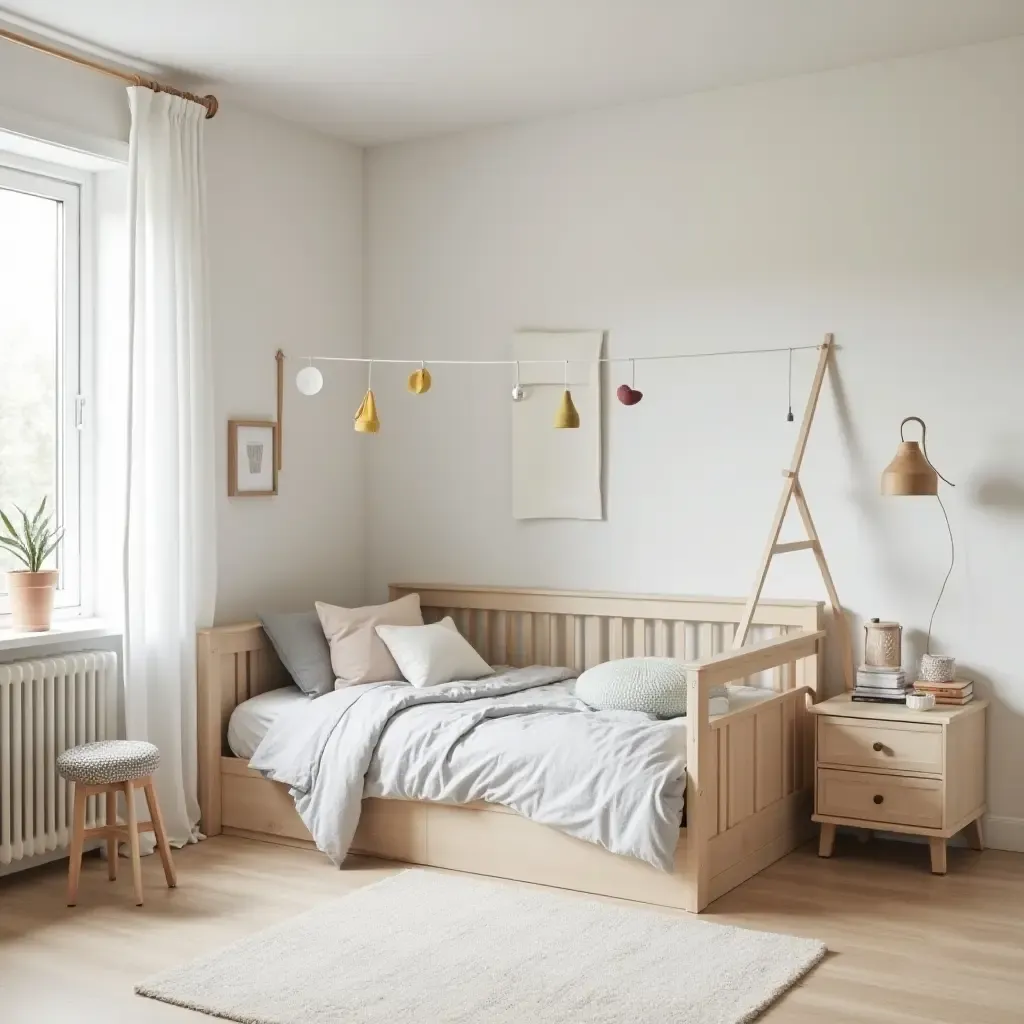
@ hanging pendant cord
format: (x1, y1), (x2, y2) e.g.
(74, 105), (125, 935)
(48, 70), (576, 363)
(786, 348), (794, 421)
(900, 416), (955, 486)
(927, 493), (955, 655)
(899, 417), (956, 652)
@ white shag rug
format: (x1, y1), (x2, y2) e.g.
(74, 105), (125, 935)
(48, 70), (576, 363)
(136, 871), (826, 1024)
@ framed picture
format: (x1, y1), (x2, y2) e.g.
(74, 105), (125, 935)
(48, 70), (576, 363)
(228, 420), (278, 497)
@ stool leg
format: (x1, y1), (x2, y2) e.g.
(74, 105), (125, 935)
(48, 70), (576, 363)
(143, 778), (177, 888)
(123, 781), (144, 906)
(105, 788), (118, 881)
(67, 783), (88, 907)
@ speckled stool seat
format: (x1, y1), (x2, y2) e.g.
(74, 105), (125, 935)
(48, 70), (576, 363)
(56, 740), (176, 907)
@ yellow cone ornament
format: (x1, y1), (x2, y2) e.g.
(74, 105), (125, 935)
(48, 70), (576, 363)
(354, 389), (380, 433)
(554, 389), (580, 429)
(407, 367), (432, 394)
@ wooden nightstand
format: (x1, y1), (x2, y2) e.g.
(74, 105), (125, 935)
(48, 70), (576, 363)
(810, 693), (987, 874)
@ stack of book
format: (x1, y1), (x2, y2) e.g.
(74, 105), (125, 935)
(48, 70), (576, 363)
(912, 678), (974, 706)
(852, 665), (909, 703)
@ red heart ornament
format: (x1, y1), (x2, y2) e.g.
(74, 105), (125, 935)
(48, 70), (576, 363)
(616, 384), (643, 406)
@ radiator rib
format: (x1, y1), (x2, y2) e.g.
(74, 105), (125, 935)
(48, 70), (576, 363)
(0, 652), (118, 867)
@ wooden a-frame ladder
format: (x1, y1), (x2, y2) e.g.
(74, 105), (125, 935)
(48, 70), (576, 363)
(732, 334), (855, 691)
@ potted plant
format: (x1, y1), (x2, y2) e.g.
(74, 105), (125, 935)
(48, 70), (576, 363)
(0, 498), (64, 632)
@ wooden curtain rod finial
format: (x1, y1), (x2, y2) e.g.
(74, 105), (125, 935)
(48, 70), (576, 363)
(144, 78), (219, 117)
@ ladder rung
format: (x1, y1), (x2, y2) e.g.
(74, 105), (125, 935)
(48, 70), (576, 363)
(772, 540), (817, 554)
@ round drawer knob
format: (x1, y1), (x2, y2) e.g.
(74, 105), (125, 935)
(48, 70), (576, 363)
(873, 794), (884, 805)
(872, 741), (884, 752)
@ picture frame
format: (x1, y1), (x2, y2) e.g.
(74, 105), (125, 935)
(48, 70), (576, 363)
(228, 419), (278, 497)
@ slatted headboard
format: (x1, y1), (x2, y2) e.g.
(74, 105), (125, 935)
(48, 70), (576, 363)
(389, 584), (823, 690)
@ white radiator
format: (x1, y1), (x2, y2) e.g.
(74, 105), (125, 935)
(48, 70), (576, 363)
(0, 651), (118, 868)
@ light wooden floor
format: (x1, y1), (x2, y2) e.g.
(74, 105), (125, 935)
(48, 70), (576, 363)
(1, 834), (1022, 1023)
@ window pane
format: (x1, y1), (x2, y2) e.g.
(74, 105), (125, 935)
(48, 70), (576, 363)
(0, 186), (59, 587)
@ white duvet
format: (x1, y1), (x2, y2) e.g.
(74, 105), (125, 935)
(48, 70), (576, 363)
(249, 666), (693, 871)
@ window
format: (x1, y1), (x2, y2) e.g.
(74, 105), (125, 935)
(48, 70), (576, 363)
(0, 158), (89, 615)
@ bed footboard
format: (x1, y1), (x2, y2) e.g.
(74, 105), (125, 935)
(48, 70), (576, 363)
(687, 629), (824, 910)
(197, 622), (289, 836)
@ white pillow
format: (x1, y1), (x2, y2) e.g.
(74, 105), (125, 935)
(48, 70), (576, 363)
(374, 617), (494, 688)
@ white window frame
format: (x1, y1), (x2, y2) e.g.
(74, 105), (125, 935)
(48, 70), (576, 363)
(0, 153), (94, 619)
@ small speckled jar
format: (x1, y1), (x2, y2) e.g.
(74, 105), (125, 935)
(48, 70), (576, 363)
(919, 654), (956, 683)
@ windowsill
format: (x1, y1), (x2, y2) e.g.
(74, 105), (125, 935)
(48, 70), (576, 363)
(0, 617), (120, 653)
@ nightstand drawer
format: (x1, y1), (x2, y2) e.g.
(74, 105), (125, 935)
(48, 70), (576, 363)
(817, 768), (943, 829)
(817, 716), (943, 775)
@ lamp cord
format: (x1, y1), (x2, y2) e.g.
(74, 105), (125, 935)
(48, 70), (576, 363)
(901, 416), (955, 486)
(927, 492), (955, 655)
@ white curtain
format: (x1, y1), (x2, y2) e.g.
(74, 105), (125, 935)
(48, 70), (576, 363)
(124, 88), (216, 846)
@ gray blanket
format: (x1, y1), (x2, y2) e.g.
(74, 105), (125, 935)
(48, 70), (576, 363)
(249, 666), (687, 871)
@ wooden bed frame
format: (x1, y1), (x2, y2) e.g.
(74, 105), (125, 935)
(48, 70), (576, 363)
(198, 584), (825, 913)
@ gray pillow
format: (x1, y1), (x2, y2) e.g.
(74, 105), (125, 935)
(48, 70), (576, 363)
(259, 610), (335, 697)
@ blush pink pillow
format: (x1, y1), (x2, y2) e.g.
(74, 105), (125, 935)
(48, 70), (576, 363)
(316, 593), (423, 687)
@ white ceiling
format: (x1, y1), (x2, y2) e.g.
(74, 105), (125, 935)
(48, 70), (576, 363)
(3, 1), (1024, 144)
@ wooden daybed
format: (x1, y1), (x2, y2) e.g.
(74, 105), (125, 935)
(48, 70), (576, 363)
(198, 584), (825, 913)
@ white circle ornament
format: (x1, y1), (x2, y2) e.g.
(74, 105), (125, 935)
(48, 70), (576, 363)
(575, 657), (689, 718)
(295, 365), (324, 396)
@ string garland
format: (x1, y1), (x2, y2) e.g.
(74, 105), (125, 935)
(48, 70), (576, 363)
(786, 348), (795, 422)
(302, 343), (819, 367)
(295, 342), (822, 432)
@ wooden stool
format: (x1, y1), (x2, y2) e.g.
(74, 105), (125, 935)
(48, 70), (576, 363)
(56, 740), (177, 907)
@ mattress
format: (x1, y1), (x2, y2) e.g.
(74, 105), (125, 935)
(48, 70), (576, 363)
(227, 685), (309, 759)
(225, 681), (774, 760)
(719, 685), (778, 716)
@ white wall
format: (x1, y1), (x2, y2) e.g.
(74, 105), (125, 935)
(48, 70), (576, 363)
(366, 37), (1024, 846)
(205, 103), (364, 622)
(0, 44), (365, 622)
(0, 38), (129, 149)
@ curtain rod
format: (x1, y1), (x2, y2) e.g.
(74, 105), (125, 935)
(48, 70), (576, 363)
(0, 26), (218, 118)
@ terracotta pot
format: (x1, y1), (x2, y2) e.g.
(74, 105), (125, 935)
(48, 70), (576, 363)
(7, 570), (58, 632)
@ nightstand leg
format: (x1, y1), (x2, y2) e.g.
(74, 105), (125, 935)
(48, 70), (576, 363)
(929, 837), (947, 875)
(966, 817), (984, 851)
(818, 822), (836, 858)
